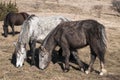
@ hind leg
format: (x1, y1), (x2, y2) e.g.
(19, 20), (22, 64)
(91, 46), (107, 75)
(85, 48), (97, 74)
(98, 52), (107, 75)
(11, 25), (15, 36)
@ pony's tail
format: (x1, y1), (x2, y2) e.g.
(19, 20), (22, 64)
(90, 23), (107, 54)
(101, 26), (107, 49)
(95, 24), (107, 54)
(95, 24), (107, 64)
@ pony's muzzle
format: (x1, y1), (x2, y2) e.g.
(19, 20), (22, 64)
(16, 63), (24, 68)
(39, 64), (48, 70)
(16, 65), (21, 68)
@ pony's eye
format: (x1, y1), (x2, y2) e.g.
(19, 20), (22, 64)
(17, 53), (20, 58)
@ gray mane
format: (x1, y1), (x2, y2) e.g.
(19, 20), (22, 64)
(17, 15), (35, 44)
(18, 20), (29, 44)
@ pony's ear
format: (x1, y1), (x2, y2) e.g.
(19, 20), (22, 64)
(13, 42), (17, 47)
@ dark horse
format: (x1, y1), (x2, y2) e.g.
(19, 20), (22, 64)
(39, 19), (107, 75)
(3, 12), (29, 37)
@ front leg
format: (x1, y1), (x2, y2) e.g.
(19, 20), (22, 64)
(29, 39), (36, 66)
(61, 34), (71, 72)
(62, 47), (70, 72)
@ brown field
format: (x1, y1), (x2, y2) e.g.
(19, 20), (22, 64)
(0, 0), (120, 80)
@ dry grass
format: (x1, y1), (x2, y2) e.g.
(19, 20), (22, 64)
(0, 0), (120, 80)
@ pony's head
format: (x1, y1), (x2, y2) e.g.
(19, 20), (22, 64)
(39, 46), (51, 70)
(14, 42), (27, 68)
(3, 24), (8, 37)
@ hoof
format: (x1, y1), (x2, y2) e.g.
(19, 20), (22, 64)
(12, 33), (15, 36)
(80, 68), (84, 72)
(30, 63), (35, 66)
(64, 68), (69, 72)
(99, 69), (107, 76)
(85, 70), (90, 74)
(31, 64), (35, 66)
(31, 61), (35, 66)
(99, 72), (104, 76)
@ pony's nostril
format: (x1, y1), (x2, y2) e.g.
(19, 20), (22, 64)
(16, 65), (20, 68)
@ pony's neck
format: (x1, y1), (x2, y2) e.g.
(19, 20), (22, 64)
(18, 30), (29, 44)
(42, 34), (57, 55)
(18, 21), (29, 44)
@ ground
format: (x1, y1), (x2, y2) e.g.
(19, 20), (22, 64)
(0, 0), (120, 80)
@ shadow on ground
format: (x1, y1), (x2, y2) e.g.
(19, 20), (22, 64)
(1, 31), (20, 37)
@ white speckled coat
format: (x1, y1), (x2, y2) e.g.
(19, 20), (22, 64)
(18, 15), (70, 43)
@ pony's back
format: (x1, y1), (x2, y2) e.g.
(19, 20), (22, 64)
(20, 15), (70, 43)
(20, 12), (29, 20)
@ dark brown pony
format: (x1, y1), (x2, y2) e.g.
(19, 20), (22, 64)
(3, 12), (29, 37)
(39, 19), (107, 75)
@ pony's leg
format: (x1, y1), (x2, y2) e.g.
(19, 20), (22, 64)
(61, 34), (71, 72)
(98, 52), (107, 75)
(11, 25), (15, 36)
(64, 49), (70, 72)
(91, 45), (107, 75)
(61, 46), (70, 72)
(85, 48), (97, 74)
(7, 27), (8, 33)
(71, 50), (85, 72)
(3, 26), (9, 37)
(29, 39), (36, 65)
